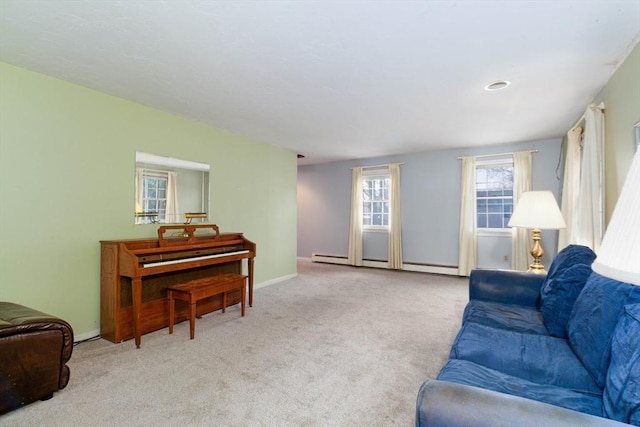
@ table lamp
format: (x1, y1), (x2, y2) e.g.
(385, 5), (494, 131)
(508, 191), (566, 274)
(592, 150), (640, 285)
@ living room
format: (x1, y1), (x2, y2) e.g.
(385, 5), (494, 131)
(1, 1), (639, 425)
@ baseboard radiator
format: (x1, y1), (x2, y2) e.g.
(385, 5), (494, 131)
(310, 254), (460, 276)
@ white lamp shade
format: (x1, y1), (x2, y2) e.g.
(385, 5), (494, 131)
(508, 191), (566, 230)
(592, 150), (640, 285)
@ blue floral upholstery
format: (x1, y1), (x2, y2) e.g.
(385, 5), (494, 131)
(540, 264), (593, 337)
(544, 244), (596, 283)
(566, 273), (640, 389)
(603, 304), (640, 424)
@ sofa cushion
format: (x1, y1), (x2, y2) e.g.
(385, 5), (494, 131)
(603, 304), (640, 425)
(462, 300), (548, 335)
(449, 321), (601, 395)
(540, 264), (593, 337)
(438, 359), (604, 417)
(545, 245), (596, 283)
(566, 273), (640, 389)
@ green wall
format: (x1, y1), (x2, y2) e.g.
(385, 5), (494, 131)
(0, 62), (298, 337)
(595, 41), (640, 223)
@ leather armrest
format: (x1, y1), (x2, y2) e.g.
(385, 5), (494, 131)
(416, 380), (625, 427)
(0, 302), (74, 374)
(468, 269), (545, 307)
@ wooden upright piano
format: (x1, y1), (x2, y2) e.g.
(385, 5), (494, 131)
(100, 224), (256, 348)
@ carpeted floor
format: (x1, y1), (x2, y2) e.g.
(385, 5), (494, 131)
(1, 261), (468, 427)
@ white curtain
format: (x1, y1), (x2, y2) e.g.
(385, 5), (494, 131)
(348, 167), (363, 266)
(458, 157), (477, 276)
(166, 171), (180, 223)
(388, 164), (403, 269)
(135, 168), (144, 216)
(511, 151), (533, 270)
(576, 106), (605, 252)
(558, 126), (583, 250)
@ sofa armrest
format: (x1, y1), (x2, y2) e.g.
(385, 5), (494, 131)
(0, 302), (74, 414)
(416, 380), (625, 427)
(469, 269), (545, 307)
(0, 302), (74, 366)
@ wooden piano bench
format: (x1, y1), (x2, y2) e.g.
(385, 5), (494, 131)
(166, 273), (247, 340)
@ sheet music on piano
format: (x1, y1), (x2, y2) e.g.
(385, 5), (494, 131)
(100, 224), (256, 347)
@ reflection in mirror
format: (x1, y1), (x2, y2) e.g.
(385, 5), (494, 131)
(135, 152), (210, 225)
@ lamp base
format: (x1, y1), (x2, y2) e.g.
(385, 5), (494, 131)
(527, 262), (547, 275)
(527, 228), (547, 275)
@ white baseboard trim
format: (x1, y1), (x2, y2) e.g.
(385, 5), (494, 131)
(310, 254), (460, 276)
(255, 272), (298, 289)
(311, 254), (350, 265)
(74, 329), (100, 343)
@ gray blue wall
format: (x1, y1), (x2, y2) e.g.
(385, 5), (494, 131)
(298, 138), (563, 270)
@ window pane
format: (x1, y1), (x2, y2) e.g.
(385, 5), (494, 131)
(488, 199), (502, 213)
(362, 175), (390, 228)
(475, 164), (514, 229)
(487, 214), (503, 228)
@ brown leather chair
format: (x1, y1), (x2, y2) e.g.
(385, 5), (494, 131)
(0, 302), (74, 414)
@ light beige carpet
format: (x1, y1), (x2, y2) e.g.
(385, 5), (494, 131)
(1, 261), (468, 427)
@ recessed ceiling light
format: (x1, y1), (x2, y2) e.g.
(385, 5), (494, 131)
(484, 80), (511, 91)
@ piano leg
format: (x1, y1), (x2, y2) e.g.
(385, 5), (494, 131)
(132, 278), (142, 348)
(248, 257), (255, 307)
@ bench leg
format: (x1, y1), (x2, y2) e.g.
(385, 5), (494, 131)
(189, 302), (196, 339)
(168, 294), (175, 334)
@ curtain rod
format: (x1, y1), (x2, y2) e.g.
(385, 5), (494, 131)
(350, 162), (404, 170)
(456, 150), (538, 160)
(570, 102), (605, 132)
(138, 167), (174, 175)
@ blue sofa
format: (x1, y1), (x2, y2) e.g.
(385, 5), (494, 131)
(416, 245), (640, 426)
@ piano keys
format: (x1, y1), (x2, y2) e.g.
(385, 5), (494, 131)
(100, 224), (256, 347)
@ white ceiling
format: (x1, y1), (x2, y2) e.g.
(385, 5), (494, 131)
(1, 1), (639, 165)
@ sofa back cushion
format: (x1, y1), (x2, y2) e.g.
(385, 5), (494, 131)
(566, 273), (640, 389)
(545, 245), (596, 284)
(603, 303), (640, 424)
(540, 264), (593, 337)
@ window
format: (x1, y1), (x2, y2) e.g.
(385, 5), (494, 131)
(362, 172), (389, 229)
(140, 171), (168, 223)
(476, 162), (513, 229)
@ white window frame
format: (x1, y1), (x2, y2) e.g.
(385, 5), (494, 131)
(140, 170), (169, 223)
(362, 169), (390, 232)
(475, 158), (514, 237)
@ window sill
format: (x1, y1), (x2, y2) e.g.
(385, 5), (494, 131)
(477, 228), (512, 237)
(363, 227), (389, 233)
